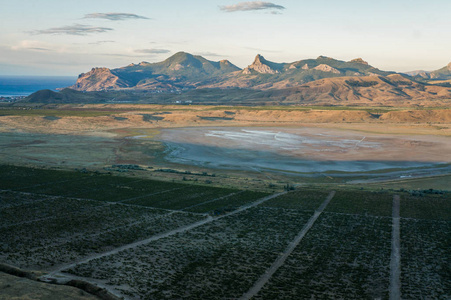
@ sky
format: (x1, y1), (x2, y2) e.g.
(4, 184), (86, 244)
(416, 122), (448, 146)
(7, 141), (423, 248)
(1, 0), (450, 76)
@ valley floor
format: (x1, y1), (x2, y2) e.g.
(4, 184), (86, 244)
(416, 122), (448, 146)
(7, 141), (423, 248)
(0, 104), (449, 298)
(0, 104), (450, 189)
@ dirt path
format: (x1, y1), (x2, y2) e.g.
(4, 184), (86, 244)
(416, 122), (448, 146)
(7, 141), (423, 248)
(115, 186), (189, 203)
(1, 190), (196, 230)
(13, 177), (90, 192)
(181, 191), (243, 211)
(239, 191), (336, 300)
(389, 195), (401, 300)
(45, 192), (286, 279)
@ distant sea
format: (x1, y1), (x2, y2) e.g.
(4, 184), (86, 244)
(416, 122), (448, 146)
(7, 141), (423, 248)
(0, 76), (77, 97)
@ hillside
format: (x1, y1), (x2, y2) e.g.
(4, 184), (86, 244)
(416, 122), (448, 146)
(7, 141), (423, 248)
(69, 52), (394, 92)
(22, 52), (451, 106)
(25, 89), (110, 103)
(407, 62), (451, 81)
(276, 74), (451, 105)
(430, 62), (451, 80)
(24, 74), (451, 106)
(70, 52), (241, 92)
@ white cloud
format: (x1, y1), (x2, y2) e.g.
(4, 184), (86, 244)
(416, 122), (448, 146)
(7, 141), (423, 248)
(11, 40), (57, 52)
(30, 24), (113, 36)
(220, 1), (285, 12)
(84, 13), (150, 21)
(88, 40), (116, 45)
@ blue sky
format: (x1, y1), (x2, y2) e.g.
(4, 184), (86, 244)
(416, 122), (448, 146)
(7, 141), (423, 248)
(1, 0), (450, 75)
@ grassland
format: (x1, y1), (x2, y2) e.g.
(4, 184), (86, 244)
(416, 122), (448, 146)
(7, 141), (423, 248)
(367, 174), (451, 191)
(1, 103), (449, 117)
(0, 165), (449, 299)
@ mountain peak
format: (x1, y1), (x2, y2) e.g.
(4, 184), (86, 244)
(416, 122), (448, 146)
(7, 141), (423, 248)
(165, 51), (194, 62)
(350, 58), (369, 65)
(243, 54), (280, 74)
(219, 59), (234, 66)
(447, 62), (451, 70)
(253, 54), (265, 63)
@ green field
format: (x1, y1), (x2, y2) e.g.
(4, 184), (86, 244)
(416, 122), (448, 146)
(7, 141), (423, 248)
(370, 175), (451, 191)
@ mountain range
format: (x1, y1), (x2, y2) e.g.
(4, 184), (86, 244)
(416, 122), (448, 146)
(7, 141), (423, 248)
(70, 52), (397, 92)
(25, 52), (451, 105)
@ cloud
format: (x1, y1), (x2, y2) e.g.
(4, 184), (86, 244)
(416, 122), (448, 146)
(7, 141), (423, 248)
(88, 40), (116, 45)
(31, 24), (113, 35)
(28, 47), (52, 51)
(220, 1), (285, 12)
(135, 48), (171, 54)
(84, 13), (149, 21)
(11, 40), (56, 52)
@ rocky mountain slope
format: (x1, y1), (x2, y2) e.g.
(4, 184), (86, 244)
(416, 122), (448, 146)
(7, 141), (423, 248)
(69, 52), (394, 92)
(275, 74), (451, 105)
(26, 52), (450, 105)
(26, 73), (451, 106)
(70, 52), (240, 91)
(406, 62), (451, 81)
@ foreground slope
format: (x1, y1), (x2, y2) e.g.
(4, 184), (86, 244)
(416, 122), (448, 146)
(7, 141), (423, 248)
(0, 166), (449, 300)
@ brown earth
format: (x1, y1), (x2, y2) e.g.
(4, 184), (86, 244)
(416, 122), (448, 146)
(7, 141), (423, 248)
(0, 106), (450, 137)
(275, 75), (451, 105)
(0, 105), (449, 187)
(0, 273), (99, 300)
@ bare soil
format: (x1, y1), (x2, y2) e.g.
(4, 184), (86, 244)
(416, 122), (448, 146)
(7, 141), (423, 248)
(0, 106), (450, 136)
(0, 272), (99, 300)
(0, 105), (450, 187)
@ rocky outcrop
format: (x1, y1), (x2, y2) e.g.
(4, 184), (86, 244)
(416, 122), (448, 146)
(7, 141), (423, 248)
(350, 58), (369, 65)
(313, 64), (341, 74)
(70, 68), (129, 91)
(242, 54), (281, 74)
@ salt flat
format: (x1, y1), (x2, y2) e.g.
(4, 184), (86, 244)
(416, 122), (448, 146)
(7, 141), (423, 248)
(159, 127), (451, 174)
